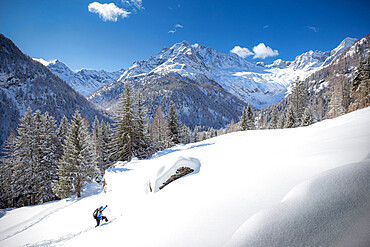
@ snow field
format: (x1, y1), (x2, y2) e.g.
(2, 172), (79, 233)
(0, 107), (369, 246)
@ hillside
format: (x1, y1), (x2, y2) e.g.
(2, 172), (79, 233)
(1, 106), (369, 247)
(0, 34), (110, 146)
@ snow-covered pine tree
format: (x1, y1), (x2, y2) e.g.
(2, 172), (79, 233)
(92, 116), (104, 177)
(180, 124), (192, 144)
(12, 107), (37, 206)
(100, 120), (113, 171)
(285, 107), (296, 128)
(192, 126), (199, 143)
(38, 111), (58, 203)
(53, 108), (99, 198)
(167, 101), (182, 144)
(111, 83), (135, 161)
(56, 115), (68, 144)
(278, 112), (286, 129)
(289, 77), (307, 125)
(133, 90), (150, 159)
(269, 106), (278, 129)
(301, 107), (314, 126)
(0, 128), (17, 208)
(246, 103), (255, 130)
(55, 115), (69, 163)
(239, 106), (248, 131)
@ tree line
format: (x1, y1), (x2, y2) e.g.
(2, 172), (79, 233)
(0, 78), (320, 209)
(0, 83), (203, 208)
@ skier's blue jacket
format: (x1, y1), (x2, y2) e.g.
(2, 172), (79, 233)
(97, 206), (107, 219)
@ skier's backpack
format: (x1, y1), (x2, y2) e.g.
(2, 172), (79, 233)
(93, 208), (99, 218)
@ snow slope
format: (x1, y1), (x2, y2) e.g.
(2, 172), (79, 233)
(0, 107), (369, 247)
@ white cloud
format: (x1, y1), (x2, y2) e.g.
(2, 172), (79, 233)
(307, 26), (319, 32)
(122, 0), (144, 10)
(168, 23), (183, 34)
(88, 2), (130, 22)
(230, 46), (254, 58)
(263, 25), (269, 29)
(252, 43), (279, 59)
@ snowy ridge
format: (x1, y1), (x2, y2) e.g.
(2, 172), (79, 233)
(110, 37), (357, 109)
(1, 106), (369, 246)
(32, 58), (125, 97)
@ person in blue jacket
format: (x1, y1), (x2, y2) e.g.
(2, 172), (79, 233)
(94, 205), (109, 227)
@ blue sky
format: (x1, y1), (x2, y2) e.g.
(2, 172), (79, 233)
(1, 0), (369, 71)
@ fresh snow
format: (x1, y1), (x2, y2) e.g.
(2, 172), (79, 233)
(1, 107), (370, 247)
(113, 38), (356, 109)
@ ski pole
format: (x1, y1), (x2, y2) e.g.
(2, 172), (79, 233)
(107, 206), (115, 219)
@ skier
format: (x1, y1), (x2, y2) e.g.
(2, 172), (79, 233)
(93, 205), (109, 227)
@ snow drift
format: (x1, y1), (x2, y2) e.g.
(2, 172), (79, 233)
(226, 156), (370, 247)
(0, 107), (369, 247)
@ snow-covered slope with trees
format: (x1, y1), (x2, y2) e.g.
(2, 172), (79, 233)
(33, 58), (125, 97)
(0, 34), (109, 146)
(1, 106), (369, 247)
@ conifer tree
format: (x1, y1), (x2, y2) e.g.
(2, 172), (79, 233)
(56, 115), (69, 144)
(53, 109), (98, 198)
(12, 107), (37, 206)
(246, 103), (255, 130)
(0, 128), (17, 208)
(301, 107), (314, 126)
(239, 106), (248, 131)
(285, 107), (296, 128)
(167, 101), (181, 144)
(180, 124), (192, 144)
(100, 120), (113, 170)
(92, 116), (104, 176)
(192, 126), (199, 143)
(133, 90), (150, 158)
(38, 111), (59, 202)
(269, 106), (278, 129)
(12, 108), (58, 206)
(112, 83), (135, 161)
(278, 112), (286, 129)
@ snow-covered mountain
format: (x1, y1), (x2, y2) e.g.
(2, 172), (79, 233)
(33, 58), (124, 97)
(87, 37), (357, 129)
(92, 37), (356, 109)
(0, 34), (109, 146)
(1, 106), (369, 246)
(260, 34), (369, 126)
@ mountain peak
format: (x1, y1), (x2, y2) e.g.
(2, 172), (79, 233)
(331, 37), (357, 55)
(33, 58), (58, 67)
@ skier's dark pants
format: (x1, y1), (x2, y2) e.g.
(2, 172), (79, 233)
(95, 216), (108, 226)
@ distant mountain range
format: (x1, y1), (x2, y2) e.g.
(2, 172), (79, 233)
(261, 34), (370, 126)
(1, 32), (368, 146)
(33, 58), (124, 97)
(38, 37), (356, 110)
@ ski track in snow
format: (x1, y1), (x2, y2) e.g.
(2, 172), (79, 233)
(0, 199), (78, 242)
(22, 220), (116, 247)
